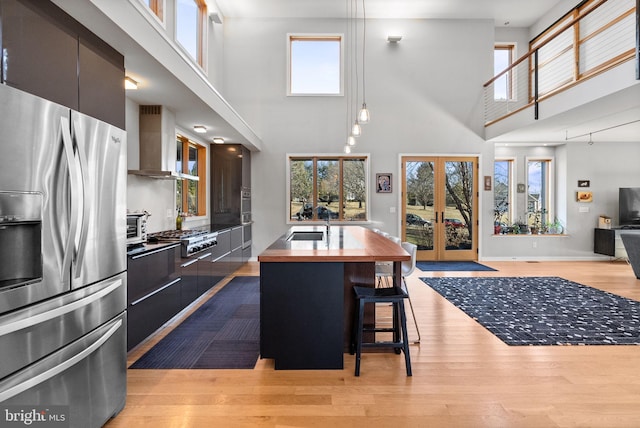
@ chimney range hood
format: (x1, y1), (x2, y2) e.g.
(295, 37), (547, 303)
(128, 105), (186, 179)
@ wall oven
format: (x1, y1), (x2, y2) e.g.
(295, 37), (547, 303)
(241, 187), (251, 224)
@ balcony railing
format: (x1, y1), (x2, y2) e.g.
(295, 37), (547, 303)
(484, 0), (637, 126)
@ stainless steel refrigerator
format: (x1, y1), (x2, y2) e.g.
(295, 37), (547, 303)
(0, 84), (127, 427)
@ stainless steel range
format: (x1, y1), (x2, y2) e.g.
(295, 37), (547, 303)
(150, 229), (218, 258)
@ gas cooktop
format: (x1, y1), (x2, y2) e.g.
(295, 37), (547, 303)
(149, 229), (207, 241)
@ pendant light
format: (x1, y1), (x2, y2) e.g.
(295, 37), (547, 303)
(351, 120), (361, 137)
(358, 0), (370, 124)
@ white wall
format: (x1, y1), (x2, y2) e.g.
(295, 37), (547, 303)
(485, 141), (640, 260)
(222, 17), (496, 254)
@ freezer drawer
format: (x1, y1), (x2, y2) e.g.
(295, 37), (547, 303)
(0, 272), (126, 380)
(0, 312), (127, 428)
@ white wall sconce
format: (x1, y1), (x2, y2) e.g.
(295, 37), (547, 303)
(387, 35), (403, 43)
(209, 12), (223, 24)
(124, 76), (138, 90)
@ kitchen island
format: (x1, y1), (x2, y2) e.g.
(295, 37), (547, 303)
(258, 225), (410, 369)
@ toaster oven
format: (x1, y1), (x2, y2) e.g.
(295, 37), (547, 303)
(126, 212), (148, 246)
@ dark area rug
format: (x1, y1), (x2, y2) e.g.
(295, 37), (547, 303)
(130, 276), (260, 369)
(421, 276), (640, 345)
(417, 261), (497, 272)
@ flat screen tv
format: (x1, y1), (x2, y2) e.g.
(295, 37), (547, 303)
(619, 188), (640, 226)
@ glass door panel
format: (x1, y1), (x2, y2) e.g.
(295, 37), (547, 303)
(442, 160), (476, 260)
(402, 156), (478, 261)
(403, 160), (436, 258)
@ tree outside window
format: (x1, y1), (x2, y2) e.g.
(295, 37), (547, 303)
(289, 156), (367, 221)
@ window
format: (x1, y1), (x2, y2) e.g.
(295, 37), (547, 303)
(494, 159), (513, 226)
(527, 158), (553, 227)
(176, 135), (206, 216)
(288, 35), (343, 95)
(176, 0), (206, 66)
(494, 44), (515, 100)
(141, 0), (164, 21)
(288, 156), (368, 221)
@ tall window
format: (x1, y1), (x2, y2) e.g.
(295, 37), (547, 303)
(527, 158), (552, 226)
(176, 0), (206, 67)
(289, 156), (367, 221)
(288, 35), (343, 95)
(176, 136), (206, 216)
(494, 44), (515, 100)
(141, 0), (163, 21)
(494, 159), (513, 226)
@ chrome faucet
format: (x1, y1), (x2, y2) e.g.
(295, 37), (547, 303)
(325, 213), (330, 236)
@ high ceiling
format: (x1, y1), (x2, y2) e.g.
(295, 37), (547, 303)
(215, 0), (564, 27)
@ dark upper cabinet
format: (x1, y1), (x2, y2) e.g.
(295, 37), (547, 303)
(0, 0), (125, 129)
(79, 36), (125, 129)
(1, 0), (79, 109)
(242, 146), (251, 189)
(210, 145), (251, 225)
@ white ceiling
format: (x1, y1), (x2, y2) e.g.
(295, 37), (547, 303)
(215, 0), (563, 27)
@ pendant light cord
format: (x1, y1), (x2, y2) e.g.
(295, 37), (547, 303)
(361, 0), (366, 105)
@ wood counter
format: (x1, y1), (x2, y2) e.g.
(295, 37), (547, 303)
(257, 225), (410, 263)
(258, 226), (409, 370)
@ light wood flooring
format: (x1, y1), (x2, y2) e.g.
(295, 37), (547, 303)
(106, 260), (640, 428)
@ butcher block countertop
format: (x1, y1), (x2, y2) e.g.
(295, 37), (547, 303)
(258, 225), (410, 263)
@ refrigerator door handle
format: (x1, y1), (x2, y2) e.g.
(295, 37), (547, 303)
(0, 318), (122, 402)
(0, 278), (122, 336)
(60, 116), (78, 283)
(71, 117), (90, 279)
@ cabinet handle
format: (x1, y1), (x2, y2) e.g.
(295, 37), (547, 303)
(198, 253), (212, 260)
(180, 259), (198, 268)
(130, 278), (182, 306)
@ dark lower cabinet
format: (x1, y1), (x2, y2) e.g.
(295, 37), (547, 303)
(127, 244), (181, 351)
(180, 256), (199, 309)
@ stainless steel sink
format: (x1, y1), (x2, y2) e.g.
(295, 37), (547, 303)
(287, 231), (325, 241)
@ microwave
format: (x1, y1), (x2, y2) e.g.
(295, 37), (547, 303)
(127, 213), (148, 246)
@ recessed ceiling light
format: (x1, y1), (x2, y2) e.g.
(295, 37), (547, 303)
(194, 125), (207, 133)
(213, 137), (225, 144)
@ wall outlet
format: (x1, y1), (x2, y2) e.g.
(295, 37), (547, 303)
(167, 208), (173, 218)
(532, 241), (537, 248)
(390, 206), (396, 213)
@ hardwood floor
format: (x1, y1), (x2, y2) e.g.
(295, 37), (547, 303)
(106, 260), (640, 428)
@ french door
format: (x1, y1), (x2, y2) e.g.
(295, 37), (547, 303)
(401, 156), (478, 261)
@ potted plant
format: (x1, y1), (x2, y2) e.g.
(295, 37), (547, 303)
(494, 200), (509, 234)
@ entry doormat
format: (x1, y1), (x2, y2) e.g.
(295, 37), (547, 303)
(416, 261), (497, 272)
(420, 276), (640, 345)
(130, 276), (260, 369)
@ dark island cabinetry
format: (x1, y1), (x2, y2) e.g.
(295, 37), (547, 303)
(0, 0), (125, 129)
(127, 244), (182, 351)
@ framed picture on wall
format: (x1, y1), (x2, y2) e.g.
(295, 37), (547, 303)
(376, 173), (392, 193)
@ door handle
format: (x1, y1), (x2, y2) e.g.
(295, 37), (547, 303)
(60, 116), (77, 284)
(72, 116), (90, 279)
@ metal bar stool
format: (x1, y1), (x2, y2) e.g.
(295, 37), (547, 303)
(350, 285), (412, 376)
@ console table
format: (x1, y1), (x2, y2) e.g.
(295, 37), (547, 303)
(594, 228), (640, 259)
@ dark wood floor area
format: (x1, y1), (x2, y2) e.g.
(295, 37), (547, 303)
(106, 260), (640, 428)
